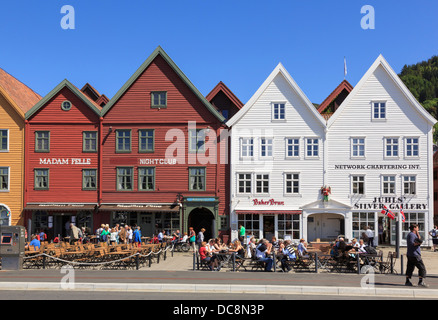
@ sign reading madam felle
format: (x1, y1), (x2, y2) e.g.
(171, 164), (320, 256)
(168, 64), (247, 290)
(354, 197), (427, 210)
(39, 158), (91, 165)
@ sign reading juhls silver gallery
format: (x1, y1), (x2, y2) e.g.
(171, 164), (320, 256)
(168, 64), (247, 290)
(354, 196), (427, 210)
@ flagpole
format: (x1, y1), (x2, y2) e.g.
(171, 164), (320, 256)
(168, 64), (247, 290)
(396, 206), (401, 258)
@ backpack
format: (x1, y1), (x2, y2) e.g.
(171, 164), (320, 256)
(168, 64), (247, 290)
(365, 246), (377, 255)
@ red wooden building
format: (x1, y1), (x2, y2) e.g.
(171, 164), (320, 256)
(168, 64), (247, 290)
(24, 80), (102, 239)
(99, 46), (229, 239)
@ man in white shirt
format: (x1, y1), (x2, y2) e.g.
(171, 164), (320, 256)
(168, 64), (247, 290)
(365, 226), (375, 247)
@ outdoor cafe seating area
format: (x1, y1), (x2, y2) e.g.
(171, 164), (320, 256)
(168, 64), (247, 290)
(194, 239), (398, 275)
(23, 240), (171, 270)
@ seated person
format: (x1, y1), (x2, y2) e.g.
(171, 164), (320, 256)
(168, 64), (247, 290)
(228, 240), (245, 258)
(280, 240), (296, 272)
(246, 237), (256, 258)
(199, 241), (219, 271)
(297, 238), (309, 258)
(180, 232), (188, 243)
(28, 236), (41, 250)
(357, 239), (367, 253)
(255, 239), (274, 272)
(270, 236), (279, 250)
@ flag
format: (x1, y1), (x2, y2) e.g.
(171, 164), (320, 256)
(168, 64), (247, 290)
(400, 206), (406, 223)
(381, 205), (395, 220)
(344, 57), (347, 79)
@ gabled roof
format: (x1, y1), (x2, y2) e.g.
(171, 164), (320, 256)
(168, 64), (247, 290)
(317, 79), (353, 114)
(327, 55), (437, 128)
(25, 79), (102, 120)
(226, 63), (326, 128)
(0, 67), (42, 117)
(101, 46), (225, 123)
(206, 81), (244, 110)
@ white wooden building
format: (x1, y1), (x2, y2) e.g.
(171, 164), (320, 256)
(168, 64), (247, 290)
(226, 63), (327, 242)
(326, 55), (436, 247)
(227, 56), (437, 247)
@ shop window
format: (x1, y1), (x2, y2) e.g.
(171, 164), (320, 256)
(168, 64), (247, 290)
(402, 212), (425, 240)
(277, 214), (300, 240)
(352, 212), (375, 240)
(238, 214), (260, 239)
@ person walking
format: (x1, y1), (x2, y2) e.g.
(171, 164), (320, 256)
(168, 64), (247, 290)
(405, 224), (428, 287)
(238, 224), (245, 243)
(189, 227), (196, 252)
(429, 225), (438, 252)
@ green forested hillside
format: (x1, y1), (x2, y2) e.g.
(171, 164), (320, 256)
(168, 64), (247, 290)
(398, 55), (438, 141)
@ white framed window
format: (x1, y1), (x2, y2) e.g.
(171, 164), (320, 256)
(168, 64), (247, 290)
(305, 138), (319, 158)
(0, 130), (9, 152)
(272, 102), (286, 121)
(284, 173), (300, 195)
(384, 137), (399, 158)
(0, 167), (9, 192)
(286, 138), (300, 158)
(237, 173), (252, 194)
(403, 175), (416, 195)
(238, 214), (260, 239)
(351, 175), (365, 195)
(372, 101), (386, 120)
(351, 137), (365, 158)
(260, 138), (273, 158)
(405, 137), (419, 158)
(240, 138), (254, 158)
(255, 173), (269, 194)
(382, 175), (396, 195)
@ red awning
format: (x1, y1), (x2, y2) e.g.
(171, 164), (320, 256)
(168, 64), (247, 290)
(235, 210), (301, 215)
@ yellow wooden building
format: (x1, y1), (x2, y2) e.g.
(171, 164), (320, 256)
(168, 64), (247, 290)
(0, 68), (41, 226)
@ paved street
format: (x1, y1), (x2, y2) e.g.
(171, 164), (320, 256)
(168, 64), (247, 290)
(1, 248), (438, 299)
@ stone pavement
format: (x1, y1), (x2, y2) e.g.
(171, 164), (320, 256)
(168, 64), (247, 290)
(148, 246), (438, 275)
(1, 246), (437, 299)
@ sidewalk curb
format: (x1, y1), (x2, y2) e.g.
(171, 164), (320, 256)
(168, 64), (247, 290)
(0, 282), (437, 298)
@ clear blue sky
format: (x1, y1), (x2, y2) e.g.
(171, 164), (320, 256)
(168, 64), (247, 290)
(0, 0), (437, 105)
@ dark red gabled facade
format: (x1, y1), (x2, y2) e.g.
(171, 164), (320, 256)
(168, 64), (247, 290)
(318, 79), (353, 120)
(206, 81), (244, 121)
(100, 47), (228, 239)
(24, 80), (102, 239)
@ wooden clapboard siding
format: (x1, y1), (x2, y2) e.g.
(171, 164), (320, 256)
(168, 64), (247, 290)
(102, 48), (228, 216)
(0, 68), (41, 226)
(227, 64), (326, 215)
(0, 94), (25, 225)
(25, 82), (101, 205)
(327, 56), (436, 244)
